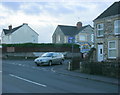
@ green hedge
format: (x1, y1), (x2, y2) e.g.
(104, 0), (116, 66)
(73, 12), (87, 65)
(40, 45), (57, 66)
(1, 43), (79, 48)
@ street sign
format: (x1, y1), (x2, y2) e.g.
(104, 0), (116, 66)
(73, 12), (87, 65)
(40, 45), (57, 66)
(68, 37), (75, 43)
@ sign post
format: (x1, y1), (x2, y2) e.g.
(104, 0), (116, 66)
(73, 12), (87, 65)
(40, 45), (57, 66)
(68, 37), (75, 70)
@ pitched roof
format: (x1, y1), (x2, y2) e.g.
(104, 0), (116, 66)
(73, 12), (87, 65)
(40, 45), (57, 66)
(94, 1), (120, 20)
(58, 25), (89, 36)
(3, 25), (23, 35)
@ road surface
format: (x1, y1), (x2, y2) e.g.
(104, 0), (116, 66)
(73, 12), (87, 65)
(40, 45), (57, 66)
(2, 59), (118, 93)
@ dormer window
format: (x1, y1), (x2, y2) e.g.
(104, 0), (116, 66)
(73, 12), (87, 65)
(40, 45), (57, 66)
(97, 23), (104, 37)
(114, 20), (120, 35)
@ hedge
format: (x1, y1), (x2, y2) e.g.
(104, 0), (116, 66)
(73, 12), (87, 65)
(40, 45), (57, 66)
(1, 43), (79, 48)
(80, 61), (120, 78)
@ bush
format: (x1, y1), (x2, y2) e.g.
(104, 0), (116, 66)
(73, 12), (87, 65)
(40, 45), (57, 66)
(2, 43), (79, 48)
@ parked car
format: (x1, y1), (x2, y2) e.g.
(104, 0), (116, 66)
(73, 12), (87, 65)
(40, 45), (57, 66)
(34, 52), (64, 66)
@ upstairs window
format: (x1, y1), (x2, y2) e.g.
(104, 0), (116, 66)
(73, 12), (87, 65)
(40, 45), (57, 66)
(79, 35), (86, 41)
(57, 35), (60, 42)
(114, 20), (120, 35)
(97, 23), (104, 37)
(91, 34), (94, 42)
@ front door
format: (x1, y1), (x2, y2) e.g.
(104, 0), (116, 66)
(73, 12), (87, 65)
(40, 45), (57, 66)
(98, 44), (104, 62)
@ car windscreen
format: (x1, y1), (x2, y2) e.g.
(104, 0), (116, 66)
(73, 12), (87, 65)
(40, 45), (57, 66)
(42, 53), (54, 57)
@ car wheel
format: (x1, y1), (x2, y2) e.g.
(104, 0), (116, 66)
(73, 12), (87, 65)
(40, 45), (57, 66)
(48, 61), (52, 66)
(60, 59), (64, 65)
(35, 63), (40, 66)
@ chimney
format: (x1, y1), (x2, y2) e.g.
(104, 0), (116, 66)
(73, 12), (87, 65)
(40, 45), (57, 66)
(8, 25), (12, 30)
(23, 23), (28, 25)
(76, 21), (82, 29)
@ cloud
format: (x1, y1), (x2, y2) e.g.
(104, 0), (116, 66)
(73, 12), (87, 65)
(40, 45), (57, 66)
(0, 1), (115, 43)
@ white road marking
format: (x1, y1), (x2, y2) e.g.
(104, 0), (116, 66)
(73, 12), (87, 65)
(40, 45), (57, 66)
(18, 64), (22, 66)
(9, 74), (47, 87)
(0, 71), (2, 73)
(51, 68), (56, 72)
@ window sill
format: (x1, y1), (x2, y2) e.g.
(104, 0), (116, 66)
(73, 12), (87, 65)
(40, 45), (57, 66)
(97, 36), (104, 38)
(108, 57), (117, 59)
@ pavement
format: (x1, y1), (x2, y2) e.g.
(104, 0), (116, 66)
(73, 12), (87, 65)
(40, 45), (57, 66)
(53, 64), (119, 86)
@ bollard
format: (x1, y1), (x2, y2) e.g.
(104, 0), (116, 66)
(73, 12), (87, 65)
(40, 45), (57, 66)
(68, 61), (72, 71)
(25, 56), (28, 59)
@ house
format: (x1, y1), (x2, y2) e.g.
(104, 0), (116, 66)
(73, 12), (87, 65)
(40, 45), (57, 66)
(1, 23), (39, 44)
(52, 22), (94, 53)
(93, 1), (120, 62)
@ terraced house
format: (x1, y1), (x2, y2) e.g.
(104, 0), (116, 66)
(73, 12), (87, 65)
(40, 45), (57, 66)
(93, 1), (120, 62)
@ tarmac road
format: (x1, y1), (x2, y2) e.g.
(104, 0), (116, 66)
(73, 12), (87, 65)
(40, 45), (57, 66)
(2, 59), (118, 93)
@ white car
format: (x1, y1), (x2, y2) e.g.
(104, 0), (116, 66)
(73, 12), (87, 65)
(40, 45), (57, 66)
(34, 52), (64, 66)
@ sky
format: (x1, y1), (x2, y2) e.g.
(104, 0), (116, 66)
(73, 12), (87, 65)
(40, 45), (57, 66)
(0, 0), (119, 43)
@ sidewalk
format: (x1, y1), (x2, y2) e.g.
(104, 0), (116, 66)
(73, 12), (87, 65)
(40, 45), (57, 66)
(53, 65), (119, 85)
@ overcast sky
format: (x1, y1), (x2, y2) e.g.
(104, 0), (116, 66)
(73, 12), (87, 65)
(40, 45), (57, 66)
(0, 0), (118, 43)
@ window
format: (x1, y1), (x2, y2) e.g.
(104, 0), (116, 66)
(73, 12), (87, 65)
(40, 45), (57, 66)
(91, 34), (94, 42)
(57, 35), (60, 42)
(97, 23), (104, 37)
(114, 20), (120, 35)
(64, 36), (67, 43)
(108, 41), (116, 58)
(79, 35), (86, 41)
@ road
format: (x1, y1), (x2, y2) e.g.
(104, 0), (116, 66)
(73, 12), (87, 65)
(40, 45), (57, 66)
(2, 59), (118, 93)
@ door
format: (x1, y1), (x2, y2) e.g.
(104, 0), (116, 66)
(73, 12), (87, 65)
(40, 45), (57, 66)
(98, 44), (104, 62)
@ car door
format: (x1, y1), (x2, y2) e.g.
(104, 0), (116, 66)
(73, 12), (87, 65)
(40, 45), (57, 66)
(52, 53), (58, 64)
(56, 53), (62, 64)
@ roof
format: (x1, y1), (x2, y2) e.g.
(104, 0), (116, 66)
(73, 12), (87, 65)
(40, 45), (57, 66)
(94, 1), (120, 20)
(2, 24), (39, 36)
(3, 25), (23, 35)
(58, 25), (89, 36)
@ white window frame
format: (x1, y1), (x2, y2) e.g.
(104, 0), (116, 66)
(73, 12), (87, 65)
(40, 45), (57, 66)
(64, 36), (67, 43)
(57, 35), (60, 42)
(114, 20), (120, 35)
(97, 23), (104, 37)
(79, 35), (87, 41)
(108, 40), (117, 59)
(91, 34), (94, 42)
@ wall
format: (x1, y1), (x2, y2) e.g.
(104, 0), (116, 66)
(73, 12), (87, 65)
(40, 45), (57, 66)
(11, 25), (38, 43)
(52, 26), (65, 43)
(75, 25), (94, 45)
(94, 15), (120, 61)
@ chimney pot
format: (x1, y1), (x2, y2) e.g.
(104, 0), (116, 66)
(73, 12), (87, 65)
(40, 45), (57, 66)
(76, 21), (82, 29)
(8, 25), (12, 30)
(23, 23), (28, 25)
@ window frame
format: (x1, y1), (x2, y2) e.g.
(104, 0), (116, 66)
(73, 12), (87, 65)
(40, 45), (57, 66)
(57, 35), (60, 42)
(108, 40), (117, 59)
(79, 35), (87, 41)
(114, 20), (120, 35)
(97, 23), (104, 37)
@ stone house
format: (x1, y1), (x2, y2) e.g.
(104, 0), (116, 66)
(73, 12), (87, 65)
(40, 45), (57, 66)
(93, 1), (120, 62)
(52, 22), (94, 53)
(1, 23), (39, 44)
